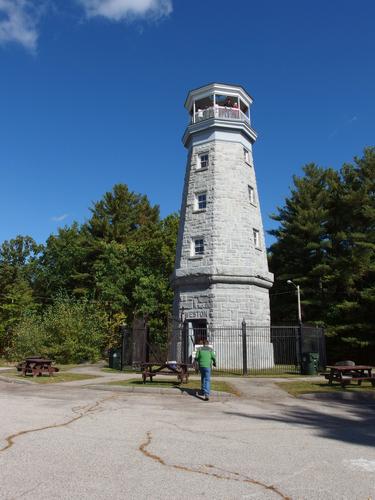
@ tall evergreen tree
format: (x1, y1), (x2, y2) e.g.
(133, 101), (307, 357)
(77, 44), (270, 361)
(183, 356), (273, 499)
(324, 148), (375, 356)
(269, 148), (375, 361)
(268, 164), (332, 323)
(86, 183), (160, 243)
(36, 223), (95, 300)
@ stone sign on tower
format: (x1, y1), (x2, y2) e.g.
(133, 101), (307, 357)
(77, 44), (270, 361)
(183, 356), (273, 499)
(171, 83), (274, 368)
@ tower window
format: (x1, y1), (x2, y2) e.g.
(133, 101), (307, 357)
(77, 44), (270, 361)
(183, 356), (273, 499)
(244, 148), (250, 164)
(248, 186), (255, 205)
(253, 229), (260, 249)
(195, 192), (207, 210)
(198, 152), (209, 169)
(193, 238), (205, 256)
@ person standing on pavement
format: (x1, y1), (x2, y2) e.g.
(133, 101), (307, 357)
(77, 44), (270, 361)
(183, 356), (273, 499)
(195, 339), (216, 401)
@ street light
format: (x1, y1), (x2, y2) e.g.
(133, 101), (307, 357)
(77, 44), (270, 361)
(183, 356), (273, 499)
(287, 280), (302, 324)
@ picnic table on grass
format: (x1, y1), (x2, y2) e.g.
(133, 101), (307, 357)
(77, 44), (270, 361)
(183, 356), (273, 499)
(140, 362), (191, 384)
(17, 357), (59, 377)
(325, 365), (375, 388)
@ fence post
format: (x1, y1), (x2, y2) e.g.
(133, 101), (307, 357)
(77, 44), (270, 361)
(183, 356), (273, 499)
(120, 326), (132, 369)
(320, 327), (327, 369)
(182, 321), (189, 364)
(242, 319), (248, 376)
(146, 325), (150, 363)
(298, 323), (303, 374)
(121, 327), (125, 371)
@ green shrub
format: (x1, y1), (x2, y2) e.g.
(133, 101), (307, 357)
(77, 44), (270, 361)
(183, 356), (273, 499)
(7, 297), (109, 363)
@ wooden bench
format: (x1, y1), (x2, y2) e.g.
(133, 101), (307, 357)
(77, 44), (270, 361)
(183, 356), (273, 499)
(17, 358), (59, 377)
(140, 362), (190, 384)
(325, 365), (375, 388)
(350, 377), (375, 387)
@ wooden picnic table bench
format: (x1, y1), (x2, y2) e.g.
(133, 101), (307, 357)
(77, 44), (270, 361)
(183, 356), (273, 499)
(325, 365), (375, 388)
(17, 357), (59, 377)
(140, 362), (191, 384)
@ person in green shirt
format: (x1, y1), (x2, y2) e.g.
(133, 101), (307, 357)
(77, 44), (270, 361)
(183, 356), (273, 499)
(195, 339), (216, 400)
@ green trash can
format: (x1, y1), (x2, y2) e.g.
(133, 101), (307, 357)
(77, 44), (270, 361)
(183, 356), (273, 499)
(108, 348), (122, 370)
(302, 352), (319, 375)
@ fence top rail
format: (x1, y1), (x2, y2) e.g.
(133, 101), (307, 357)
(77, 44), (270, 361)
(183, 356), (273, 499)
(167, 325), (322, 331)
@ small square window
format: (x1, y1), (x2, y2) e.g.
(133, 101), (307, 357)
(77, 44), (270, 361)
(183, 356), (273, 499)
(244, 148), (250, 164)
(198, 153), (209, 169)
(194, 238), (205, 255)
(196, 192), (207, 210)
(253, 229), (260, 249)
(248, 186), (255, 204)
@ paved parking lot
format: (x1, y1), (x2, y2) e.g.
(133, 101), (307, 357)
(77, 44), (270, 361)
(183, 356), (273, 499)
(1, 376), (375, 499)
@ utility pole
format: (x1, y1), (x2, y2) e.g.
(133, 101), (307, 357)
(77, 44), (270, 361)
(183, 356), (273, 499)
(287, 280), (302, 324)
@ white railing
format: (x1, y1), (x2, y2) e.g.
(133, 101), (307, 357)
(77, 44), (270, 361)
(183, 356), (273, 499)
(193, 106), (250, 125)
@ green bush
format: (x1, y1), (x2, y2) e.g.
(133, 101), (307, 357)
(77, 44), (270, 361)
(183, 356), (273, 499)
(7, 297), (108, 363)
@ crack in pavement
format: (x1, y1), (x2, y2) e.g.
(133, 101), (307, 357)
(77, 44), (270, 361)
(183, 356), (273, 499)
(139, 431), (291, 499)
(0, 394), (118, 453)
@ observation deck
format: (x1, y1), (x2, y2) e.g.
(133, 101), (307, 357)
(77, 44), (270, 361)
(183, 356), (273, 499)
(183, 82), (257, 146)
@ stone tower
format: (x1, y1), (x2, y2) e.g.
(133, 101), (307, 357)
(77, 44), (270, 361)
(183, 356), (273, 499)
(171, 83), (273, 341)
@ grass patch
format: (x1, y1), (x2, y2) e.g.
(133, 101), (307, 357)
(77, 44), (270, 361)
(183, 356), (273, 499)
(101, 367), (134, 373)
(0, 369), (98, 384)
(212, 365), (306, 377)
(58, 364), (83, 372)
(107, 378), (239, 395)
(277, 380), (375, 397)
(0, 360), (88, 371)
(0, 358), (16, 368)
(212, 370), (303, 378)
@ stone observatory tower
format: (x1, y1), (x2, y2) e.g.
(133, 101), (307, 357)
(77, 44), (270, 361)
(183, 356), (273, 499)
(171, 83), (274, 365)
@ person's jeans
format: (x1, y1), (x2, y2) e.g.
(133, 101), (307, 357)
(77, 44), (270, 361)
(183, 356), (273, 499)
(200, 367), (211, 396)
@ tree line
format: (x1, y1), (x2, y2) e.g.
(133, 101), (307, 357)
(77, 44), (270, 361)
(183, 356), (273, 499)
(269, 147), (375, 362)
(0, 184), (179, 362)
(0, 148), (373, 363)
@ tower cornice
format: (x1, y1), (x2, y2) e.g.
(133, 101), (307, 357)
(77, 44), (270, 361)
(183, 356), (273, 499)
(182, 118), (257, 148)
(171, 272), (274, 290)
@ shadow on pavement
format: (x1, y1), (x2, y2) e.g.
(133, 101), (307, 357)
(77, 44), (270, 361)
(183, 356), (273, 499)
(175, 386), (205, 400)
(225, 400), (375, 447)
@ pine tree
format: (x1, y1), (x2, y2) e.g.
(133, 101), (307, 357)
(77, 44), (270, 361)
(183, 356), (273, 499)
(269, 148), (375, 362)
(324, 148), (375, 358)
(268, 164), (332, 323)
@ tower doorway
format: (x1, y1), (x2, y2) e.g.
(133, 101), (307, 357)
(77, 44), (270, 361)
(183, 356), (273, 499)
(189, 319), (207, 345)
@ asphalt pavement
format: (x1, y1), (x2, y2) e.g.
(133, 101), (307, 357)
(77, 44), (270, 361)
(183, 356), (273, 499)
(1, 368), (375, 500)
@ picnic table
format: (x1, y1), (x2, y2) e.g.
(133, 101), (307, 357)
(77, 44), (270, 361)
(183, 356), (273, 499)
(17, 357), (59, 377)
(140, 362), (191, 384)
(325, 365), (375, 388)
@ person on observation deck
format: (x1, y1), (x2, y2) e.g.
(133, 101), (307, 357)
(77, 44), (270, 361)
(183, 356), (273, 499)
(195, 339), (216, 401)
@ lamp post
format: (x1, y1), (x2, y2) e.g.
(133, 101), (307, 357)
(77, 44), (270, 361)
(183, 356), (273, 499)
(287, 280), (302, 324)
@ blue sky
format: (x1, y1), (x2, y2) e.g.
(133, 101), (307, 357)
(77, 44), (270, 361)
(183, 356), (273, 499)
(0, 0), (374, 248)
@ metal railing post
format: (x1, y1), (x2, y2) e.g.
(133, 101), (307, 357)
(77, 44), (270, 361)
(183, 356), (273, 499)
(146, 326), (150, 363)
(182, 321), (189, 364)
(242, 319), (248, 376)
(121, 328), (125, 371)
(298, 323), (303, 374)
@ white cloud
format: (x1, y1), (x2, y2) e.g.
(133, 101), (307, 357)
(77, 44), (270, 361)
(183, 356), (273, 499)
(77, 0), (173, 22)
(0, 0), (172, 52)
(0, 0), (42, 52)
(51, 213), (69, 222)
